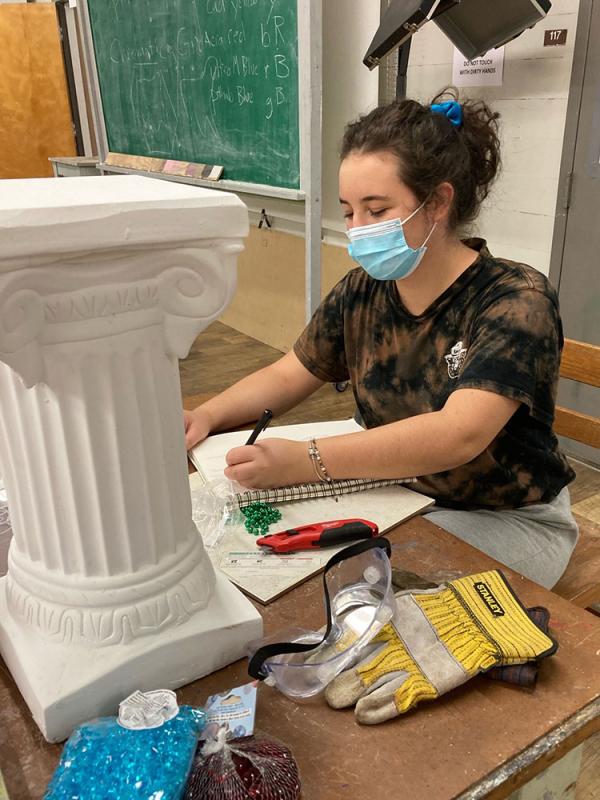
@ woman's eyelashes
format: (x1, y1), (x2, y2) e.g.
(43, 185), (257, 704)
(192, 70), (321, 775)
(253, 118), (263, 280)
(341, 208), (389, 221)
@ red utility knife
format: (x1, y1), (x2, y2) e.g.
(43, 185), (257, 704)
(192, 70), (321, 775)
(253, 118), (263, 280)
(256, 518), (379, 553)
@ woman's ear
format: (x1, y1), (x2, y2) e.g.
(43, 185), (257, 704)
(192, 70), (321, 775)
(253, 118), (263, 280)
(427, 182), (455, 223)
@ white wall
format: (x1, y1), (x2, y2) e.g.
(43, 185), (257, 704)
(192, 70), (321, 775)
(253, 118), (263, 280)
(321, 2), (380, 236)
(406, 0), (580, 275)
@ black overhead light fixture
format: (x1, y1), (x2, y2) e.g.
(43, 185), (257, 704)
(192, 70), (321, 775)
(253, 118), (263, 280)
(364, 1), (458, 69)
(364, 0), (552, 68)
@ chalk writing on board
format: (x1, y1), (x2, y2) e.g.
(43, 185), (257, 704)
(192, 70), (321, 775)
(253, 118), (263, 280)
(88, 0), (300, 188)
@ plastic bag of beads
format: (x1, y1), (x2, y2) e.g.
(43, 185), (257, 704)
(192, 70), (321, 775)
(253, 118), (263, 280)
(44, 692), (206, 800)
(191, 478), (245, 548)
(239, 502), (282, 537)
(184, 728), (301, 800)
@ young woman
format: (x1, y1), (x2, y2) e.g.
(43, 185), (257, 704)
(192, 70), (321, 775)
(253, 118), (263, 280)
(184, 90), (577, 589)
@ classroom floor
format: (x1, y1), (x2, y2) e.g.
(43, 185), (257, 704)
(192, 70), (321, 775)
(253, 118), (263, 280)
(181, 320), (600, 800)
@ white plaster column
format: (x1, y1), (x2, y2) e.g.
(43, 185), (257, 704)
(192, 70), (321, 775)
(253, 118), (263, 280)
(0, 176), (262, 741)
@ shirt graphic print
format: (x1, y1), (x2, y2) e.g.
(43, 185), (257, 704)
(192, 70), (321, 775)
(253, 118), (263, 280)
(445, 341), (468, 379)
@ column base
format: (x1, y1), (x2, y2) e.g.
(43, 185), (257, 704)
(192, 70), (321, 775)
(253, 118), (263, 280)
(0, 571), (262, 742)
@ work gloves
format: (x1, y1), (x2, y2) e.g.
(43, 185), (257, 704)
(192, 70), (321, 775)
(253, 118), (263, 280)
(325, 569), (557, 724)
(391, 567), (551, 688)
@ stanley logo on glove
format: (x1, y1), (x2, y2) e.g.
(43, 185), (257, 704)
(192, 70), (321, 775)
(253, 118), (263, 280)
(325, 569), (558, 725)
(473, 581), (505, 616)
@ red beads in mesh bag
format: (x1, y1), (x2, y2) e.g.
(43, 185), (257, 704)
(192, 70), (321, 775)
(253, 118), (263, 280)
(185, 733), (301, 800)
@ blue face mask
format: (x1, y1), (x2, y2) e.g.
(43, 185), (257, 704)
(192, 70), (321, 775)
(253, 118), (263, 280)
(346, 202), (436, 281)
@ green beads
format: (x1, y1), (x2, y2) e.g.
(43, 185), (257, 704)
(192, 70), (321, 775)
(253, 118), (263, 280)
(241, 502), (282, 536)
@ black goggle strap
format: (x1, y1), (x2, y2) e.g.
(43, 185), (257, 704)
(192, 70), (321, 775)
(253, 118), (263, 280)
(247, 537), (392, 681)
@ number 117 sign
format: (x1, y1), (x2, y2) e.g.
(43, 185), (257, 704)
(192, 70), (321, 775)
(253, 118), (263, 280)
(544, 29), (568, 46)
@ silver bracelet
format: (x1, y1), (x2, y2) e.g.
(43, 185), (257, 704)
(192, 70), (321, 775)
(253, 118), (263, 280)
(308, 439), (333, 483)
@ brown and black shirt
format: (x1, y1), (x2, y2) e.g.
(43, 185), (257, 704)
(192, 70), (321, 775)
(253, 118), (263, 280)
(294, 239), (574, 510)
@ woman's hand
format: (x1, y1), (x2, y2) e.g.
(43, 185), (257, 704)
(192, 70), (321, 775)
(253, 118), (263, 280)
(224, 438), (313, 488)
(184, 407), (213, 450)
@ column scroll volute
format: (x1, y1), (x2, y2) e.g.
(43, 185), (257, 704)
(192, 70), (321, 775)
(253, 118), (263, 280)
(0, 286), (45, 388)
(157, 242), (242, 359)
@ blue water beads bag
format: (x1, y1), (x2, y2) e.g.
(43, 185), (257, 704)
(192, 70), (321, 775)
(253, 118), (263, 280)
(44, 691), (206, 800)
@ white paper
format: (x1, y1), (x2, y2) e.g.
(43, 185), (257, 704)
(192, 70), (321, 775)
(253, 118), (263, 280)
(190, 475), (434, 604)
(189, 418), (363, 484)
(452, 46), (504, 87)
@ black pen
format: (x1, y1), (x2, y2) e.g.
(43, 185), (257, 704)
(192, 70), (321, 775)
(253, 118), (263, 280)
(245, 409), (273, 446)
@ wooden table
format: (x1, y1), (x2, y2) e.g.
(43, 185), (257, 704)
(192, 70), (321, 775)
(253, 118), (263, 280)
(1, 516), (599, 799)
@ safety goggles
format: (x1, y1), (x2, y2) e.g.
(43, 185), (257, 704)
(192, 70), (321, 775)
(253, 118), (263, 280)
(247, 538), (394, 699)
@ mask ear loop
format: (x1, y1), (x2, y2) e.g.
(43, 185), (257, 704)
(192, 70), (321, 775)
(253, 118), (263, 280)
(247, 537), (392, 681)
(407, 194), (438, 250)
(400, 199), (427, 227)
(420, 220), (437, 248)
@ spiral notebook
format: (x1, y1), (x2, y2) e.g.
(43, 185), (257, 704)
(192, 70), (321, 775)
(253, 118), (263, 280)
(188, 418), (416, 508)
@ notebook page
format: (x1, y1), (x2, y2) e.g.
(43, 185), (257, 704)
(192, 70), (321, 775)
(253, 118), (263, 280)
(189, 418), (363, 485)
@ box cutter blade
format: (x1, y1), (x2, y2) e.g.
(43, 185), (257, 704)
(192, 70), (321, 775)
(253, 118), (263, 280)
(256, 518), (379, 553)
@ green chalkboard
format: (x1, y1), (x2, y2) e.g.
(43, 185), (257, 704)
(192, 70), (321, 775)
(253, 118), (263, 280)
(87, 0), (300, 189)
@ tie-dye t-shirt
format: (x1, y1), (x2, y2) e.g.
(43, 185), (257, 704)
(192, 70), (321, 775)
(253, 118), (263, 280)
(294, 239), (574, 510)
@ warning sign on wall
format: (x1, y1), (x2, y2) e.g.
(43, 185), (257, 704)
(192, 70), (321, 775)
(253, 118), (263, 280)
(452, 46), (505, 87)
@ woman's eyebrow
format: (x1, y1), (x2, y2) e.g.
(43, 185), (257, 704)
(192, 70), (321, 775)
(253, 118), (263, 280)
(339, 194), (391, 204)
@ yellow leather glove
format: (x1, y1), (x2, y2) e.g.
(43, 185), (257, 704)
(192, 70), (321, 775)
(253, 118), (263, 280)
(325, 569), (557, 724)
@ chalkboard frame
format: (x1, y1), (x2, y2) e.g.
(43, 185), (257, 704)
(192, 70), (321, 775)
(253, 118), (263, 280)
(79, 0), (322, 317)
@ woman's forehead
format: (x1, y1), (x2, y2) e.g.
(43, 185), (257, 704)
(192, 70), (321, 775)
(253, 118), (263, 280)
(339, 151), (410, 201)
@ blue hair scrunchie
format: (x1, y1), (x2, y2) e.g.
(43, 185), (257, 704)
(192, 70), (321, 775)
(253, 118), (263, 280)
(430, 100), (463, 128)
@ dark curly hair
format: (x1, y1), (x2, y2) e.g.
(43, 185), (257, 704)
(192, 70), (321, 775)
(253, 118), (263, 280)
(340, 87), (501, 230)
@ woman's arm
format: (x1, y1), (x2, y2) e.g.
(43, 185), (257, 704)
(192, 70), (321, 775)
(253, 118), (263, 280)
(223, 388), (519, 487)
(317, 388), (519, 477)
(184, 350), (325, 448)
